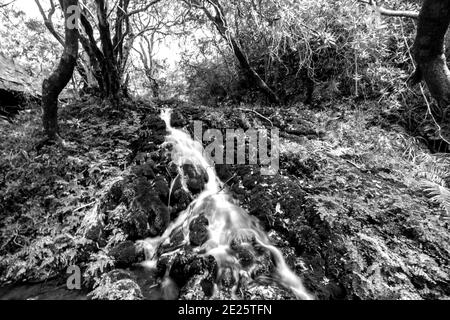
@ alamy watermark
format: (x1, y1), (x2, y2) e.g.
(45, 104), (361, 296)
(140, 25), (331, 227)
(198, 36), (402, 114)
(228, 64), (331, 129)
(66, 5), (80, 30)
(66, 265), (81, 290)
(193, 121), (280, 176)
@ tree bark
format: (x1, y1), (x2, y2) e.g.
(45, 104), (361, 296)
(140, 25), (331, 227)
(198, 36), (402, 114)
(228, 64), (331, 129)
(95, 0), (121, 101)
(42, 0), (79, 140)
(413, 0), (450, 108)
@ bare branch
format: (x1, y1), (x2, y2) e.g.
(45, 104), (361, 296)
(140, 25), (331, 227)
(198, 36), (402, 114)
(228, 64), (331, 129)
(358, 0), (419, 19)
(0, 0), (17, 9)
(34, 0), (65, 46)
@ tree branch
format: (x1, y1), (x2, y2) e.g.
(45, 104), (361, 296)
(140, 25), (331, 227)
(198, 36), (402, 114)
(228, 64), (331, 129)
(358, 0), (419, 19)
(0, 0), (17, 9)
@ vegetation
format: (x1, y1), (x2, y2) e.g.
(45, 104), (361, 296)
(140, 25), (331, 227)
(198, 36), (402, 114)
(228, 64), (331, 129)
(0, 0), (449, 300)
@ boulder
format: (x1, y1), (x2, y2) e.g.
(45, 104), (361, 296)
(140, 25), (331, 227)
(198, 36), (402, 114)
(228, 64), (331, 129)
(189, 215), (209, 247)
(182, 162), (209, 194)
(109, 241), (145, 267)
(169, 252), (218, 289)
(153, 175), (170, 203)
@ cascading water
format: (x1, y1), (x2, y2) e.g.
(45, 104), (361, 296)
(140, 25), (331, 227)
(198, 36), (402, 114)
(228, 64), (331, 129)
(141, 109), (313, 300)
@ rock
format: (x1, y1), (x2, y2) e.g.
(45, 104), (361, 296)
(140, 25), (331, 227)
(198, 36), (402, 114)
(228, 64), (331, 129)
(104, 269), (134, 282)
(170, 111), (188, 127)
(170, 186), (192, 219)
(179, 273), (216, 299)
(215, 164), (237, 184)
(169, 252), (218, 289)
(0, 53), (41, 108)
(249, 192), (274, 230)
(242, 283), (297, 300)
(189, 215), (209, 247)
(84, 221), (104, 244)
(132, 163), (156, 179)
(139, 194), (170, 237)
(168, 162), (179, 177)
(109, 241), (144, 267)
(122, 205), (149, 240)
(100, 180), (126, 212)
(182, 162), (208, 194)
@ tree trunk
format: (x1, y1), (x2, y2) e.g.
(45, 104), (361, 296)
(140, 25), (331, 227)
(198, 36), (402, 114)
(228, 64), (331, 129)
(202, 0), (280, 104)
(229, 38), (280, 104)
(42, 0), (79, 140)
(413, 0), (450, 108)
(95, 0), (121, 102)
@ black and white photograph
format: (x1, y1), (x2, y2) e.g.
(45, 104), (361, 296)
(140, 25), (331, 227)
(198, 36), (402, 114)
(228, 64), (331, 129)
(0, 0), (449, 310)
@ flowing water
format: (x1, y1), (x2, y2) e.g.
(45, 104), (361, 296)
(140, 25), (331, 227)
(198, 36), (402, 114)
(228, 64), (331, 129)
(140, 109), (312, 300)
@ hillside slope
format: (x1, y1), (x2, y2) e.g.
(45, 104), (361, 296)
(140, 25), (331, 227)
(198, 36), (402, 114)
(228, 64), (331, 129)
(0, 98), (449, 300)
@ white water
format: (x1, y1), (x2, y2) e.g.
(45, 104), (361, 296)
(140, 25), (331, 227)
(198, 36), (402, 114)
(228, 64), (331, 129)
(140, 109), (313, 300)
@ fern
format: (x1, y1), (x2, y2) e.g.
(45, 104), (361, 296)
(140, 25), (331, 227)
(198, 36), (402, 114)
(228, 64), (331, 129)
(419, 180), (450, 215)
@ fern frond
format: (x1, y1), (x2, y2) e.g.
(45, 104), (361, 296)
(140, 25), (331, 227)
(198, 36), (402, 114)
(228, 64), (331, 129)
(419, 180), (450, 214)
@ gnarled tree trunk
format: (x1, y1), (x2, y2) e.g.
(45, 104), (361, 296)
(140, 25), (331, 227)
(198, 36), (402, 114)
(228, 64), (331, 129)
(413, 0), (450, 108)
(42, 0), (79, 140)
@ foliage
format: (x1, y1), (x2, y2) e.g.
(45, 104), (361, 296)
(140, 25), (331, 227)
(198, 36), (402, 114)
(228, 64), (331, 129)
(413, 155), (450, 216)
(0, 99), (141, 284)
(0, 6), (60, 79)
(180, 0), (419, 104)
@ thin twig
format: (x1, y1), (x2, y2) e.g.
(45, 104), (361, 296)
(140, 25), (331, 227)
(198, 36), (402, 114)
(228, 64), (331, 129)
(74, 201), (97, 213)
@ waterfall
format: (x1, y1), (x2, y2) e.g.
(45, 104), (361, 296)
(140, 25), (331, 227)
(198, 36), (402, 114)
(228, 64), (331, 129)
(141, 109), (312, 300)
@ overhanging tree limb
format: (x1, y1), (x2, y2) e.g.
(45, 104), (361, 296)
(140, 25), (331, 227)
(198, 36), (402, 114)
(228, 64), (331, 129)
(0, 0), (17, 9)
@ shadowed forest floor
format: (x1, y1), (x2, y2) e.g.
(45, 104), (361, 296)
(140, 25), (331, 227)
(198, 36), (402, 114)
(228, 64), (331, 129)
(0, 97), (449, 300)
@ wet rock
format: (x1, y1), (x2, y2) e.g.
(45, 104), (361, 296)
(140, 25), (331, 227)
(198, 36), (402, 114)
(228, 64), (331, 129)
(242, 174), (259, 190)
(170, 111), (188, 127)
(122, 205), (149, 240)
(235, 246), (255, 268)
(169, 253), (218, 289)
(182, 162), (209, 194)
(242, 284), (297, 300)
(215, 164), (234, 182)
(170, 186), (192, 219)
(220, 268), (236, 288)
(132, 163), (156, 179)
(141, 195), (170, 237)
(282, 155), (320, 178)
(109, 241), (145, 267)
(189, 215), (209, 247)
(153, 175), (170, 203)
(89, 277), (143, 300)
(249, 193), (274, 230)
